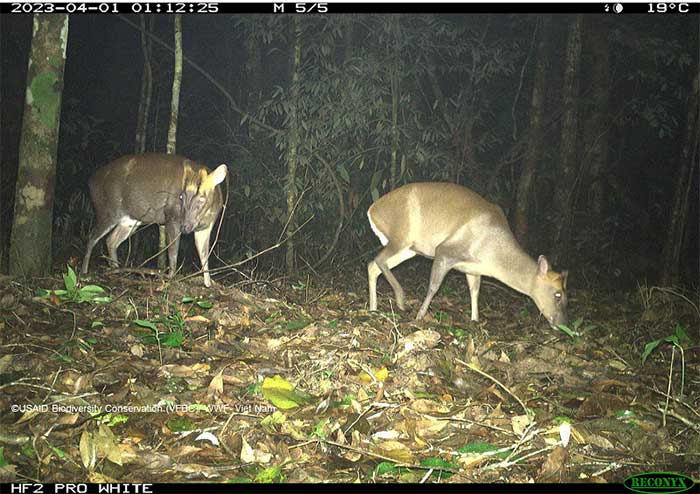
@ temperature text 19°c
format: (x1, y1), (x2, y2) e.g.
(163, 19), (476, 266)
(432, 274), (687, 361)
(648, 3), (690, 13)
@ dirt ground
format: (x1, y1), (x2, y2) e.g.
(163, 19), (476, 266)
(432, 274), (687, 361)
(0, 263), (698, 484)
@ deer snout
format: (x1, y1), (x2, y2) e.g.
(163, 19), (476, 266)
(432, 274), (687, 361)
(181, 222), (198, 234)
(548, 312), (567, 330)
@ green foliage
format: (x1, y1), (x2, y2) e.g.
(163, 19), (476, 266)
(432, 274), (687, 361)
(254, 466), (284, 483)
(641, 324), (690, 364)
(37, 265), (111, 304)
(261, 375), (310, 409)
(419, 457), (457, 478)
(457, 441), (509, 459)
(373, 461), (400, 477)
(311, 418), (329, 439)
(181, 296), (213, 309)
(167, 417), (196, 432)
(131, 295), (213, 347)
(237, 15), (518, 265)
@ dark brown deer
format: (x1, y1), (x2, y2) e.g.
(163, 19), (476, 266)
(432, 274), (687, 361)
(81, 153), (227, 287)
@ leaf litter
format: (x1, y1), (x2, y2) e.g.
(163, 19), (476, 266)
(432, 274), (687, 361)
(0, 268), (697, 484)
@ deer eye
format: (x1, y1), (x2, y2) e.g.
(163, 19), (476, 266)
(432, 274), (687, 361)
(554, 292), (562, 300)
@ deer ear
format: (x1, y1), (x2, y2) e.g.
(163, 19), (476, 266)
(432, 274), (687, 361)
(201, 164), (227, 192)
(210, 164), (228, 186)
(537, 255), (550, 278)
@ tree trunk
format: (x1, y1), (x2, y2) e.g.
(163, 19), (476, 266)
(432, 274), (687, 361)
(161, 14), (183, 271)
(552, 15), (583, 264)
(285, 16), (302, 275)
(660, 70), (699, 285)
(584, 18), (610, 220)
(9, 15), (68, 277)
(135, 15), (153, 154)
(513, 16), (550, 245)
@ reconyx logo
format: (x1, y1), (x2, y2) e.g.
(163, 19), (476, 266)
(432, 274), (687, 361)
(624, 472), (695, 494)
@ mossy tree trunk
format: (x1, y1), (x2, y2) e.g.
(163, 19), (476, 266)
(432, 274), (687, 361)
(9, 15), (69, 277)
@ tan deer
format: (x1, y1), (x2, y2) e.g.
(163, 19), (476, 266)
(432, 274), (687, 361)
(367, 182), (568, 328)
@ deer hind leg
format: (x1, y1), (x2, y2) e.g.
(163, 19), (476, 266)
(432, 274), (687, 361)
(105, 218), (141, 268)
(82, 221), (117, 274)
(368, 244), (416, 311)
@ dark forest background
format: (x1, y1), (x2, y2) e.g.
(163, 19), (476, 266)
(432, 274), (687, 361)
(1, 12), (698, 289)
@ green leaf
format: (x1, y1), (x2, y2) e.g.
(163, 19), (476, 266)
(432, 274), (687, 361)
(641, 338), (662, 364)
(261, 376), (306, 410)
(255, 466), (283, 483)
(47, 444), (67, 458)
(556, 324), (578, 338)
(181, 296), (196, 303)
(674, 323), (688, 343)
(0, 447), (7, 467)
(64, 265), (78, 292)
(373, 461), (399, 476)
(419, 457), (456, 478)
(160, 331), (184, 348)
(35, 288), (50, 298)
(80, 285), (106, 294)
(167, 417), (195, 432)
(283, 320), (309, 331)
(337, 164), (350, 184)
(134, 319), (158, 331)
(196, 301), (213, 309)
(226, 477), (252, 484)
(457, 441), (500, 454)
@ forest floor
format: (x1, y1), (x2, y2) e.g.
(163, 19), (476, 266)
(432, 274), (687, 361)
(0, 262), (698, 485)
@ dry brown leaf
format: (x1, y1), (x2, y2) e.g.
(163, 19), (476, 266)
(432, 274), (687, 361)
(15, 410), (39, 425)
(396, 330), (441, 359)
(207, 373), (224, 397)
(536, 445), (568, 482)
(414, 418), (448, 438)
(57, 413), (79, 425)
(240, 436), (255, 463)
(373, 439), (414, 463)
(590, 379), (630, 393)
(410, 398), (450, 414)
(511, 414), (532, 436)
(130, 343), (145, 357)
(96, 424), (122, 465)
(185, 314), (210, 323)
(0, 354), (14, 373)
(173, 445), (203, 458)
(87, 472), (117, 483)
(79, 430), (96, 471)
(191, 363), (210, 373)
